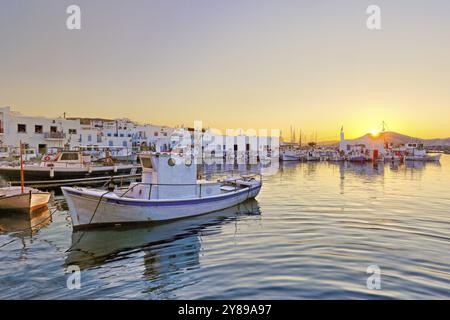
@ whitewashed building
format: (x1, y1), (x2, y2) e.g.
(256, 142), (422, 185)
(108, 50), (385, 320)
(0, 106), (279, 158)
(0, 106), (81, 154)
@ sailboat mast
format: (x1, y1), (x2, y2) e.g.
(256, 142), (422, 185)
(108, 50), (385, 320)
(19, 140), (24, 193)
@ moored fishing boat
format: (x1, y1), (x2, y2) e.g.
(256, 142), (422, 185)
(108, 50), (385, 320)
(0, 187), (51, 212)
(0, 143), (50, 212)
(402, 143), (441, 162)
(305, 150), (321, 161)
(0, 150), (141, 188)
(62, 152), (262, 229)
(279, 142), (301, 161)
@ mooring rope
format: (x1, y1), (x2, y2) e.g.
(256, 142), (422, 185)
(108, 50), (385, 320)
(87, 191), (111, 226)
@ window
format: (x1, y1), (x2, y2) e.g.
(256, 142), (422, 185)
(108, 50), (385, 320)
(18, 124), (26, 133)
(154, 132), (158, 136)
(163, 133), (168, 136)
(107, 133), (111, 137)
(141, 157), (152, 169)
(50, 126), (58, 133)
(168, 158), (176, 166)
(88, 134), (92, 142)
(68, 129), (77, 135)
(35, 125), (43, 133)
(60, 152), (79, 161)
(120, 133), (124, 137)
(122, 141), (127, 147)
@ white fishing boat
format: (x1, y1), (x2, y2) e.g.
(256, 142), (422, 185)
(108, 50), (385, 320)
(328, 151), (345, 162)
(279, 142), (301, 161)
(62, 152), (262, 229)
(402, 143), (441, 162)
(280, 151), (301, 161)
(384, 150), (402, 162)
(305, 150), (321, 161)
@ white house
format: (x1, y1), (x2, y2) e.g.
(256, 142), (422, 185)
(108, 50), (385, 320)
(0, 106), (81, 154)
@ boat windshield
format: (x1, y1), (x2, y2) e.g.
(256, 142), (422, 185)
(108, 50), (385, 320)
(141, 157), (152, 169)
(59, 152), (80, 161)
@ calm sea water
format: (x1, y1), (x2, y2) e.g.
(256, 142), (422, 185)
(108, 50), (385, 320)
(1, 155), (450, 299)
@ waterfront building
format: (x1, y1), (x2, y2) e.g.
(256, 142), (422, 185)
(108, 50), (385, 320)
(339, 126), (386, 156)
(0, 106), (278, 159)
(0, 106), (80, 153)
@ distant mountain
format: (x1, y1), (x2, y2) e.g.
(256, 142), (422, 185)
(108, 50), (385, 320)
(318, 131), (450, 147)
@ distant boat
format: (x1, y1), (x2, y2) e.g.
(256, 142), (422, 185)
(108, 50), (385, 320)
(402, 143), (441, 162)
(305, 151), (321, 161)
(348, 154), (368, 162)
(279, 143), (301, 161)
(62, 152), (262, 229)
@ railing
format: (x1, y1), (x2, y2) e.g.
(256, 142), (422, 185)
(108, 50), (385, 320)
(119, 173), (262, 200)
(44, 132), (66, 139)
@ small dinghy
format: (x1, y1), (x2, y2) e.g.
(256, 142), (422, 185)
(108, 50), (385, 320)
(0, 187), (50, 213)
(0, 142), (51, 213)
(62, 152), (262, 229)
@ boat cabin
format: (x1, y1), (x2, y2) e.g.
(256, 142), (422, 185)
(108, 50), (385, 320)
(125, 152), (221, 200)
(43, 151), (91, 166)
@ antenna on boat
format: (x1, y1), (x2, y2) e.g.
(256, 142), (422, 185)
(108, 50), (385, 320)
(299, 129), (302, 147)
(19, 140), (24, 193)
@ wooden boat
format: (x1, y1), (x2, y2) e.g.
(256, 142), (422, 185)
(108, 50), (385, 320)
(0, 142), (50, 213)
(0, 187), (50, 212)
(62, 152), (262, 229)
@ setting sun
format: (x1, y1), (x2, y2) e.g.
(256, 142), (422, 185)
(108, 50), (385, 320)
(369, 128), (381, 137)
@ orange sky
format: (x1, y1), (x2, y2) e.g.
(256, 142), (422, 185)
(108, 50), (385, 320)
(1, 1), (449, 141)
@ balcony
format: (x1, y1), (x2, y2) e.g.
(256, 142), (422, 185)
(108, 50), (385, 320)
(44, 132), (66, 140)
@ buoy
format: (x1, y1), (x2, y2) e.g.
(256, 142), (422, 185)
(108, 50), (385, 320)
(50, 167), (54, 178)
(113, 165), (117, 173)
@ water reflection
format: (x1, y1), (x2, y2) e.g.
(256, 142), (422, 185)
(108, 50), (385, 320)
(65, 200), (261, 271)
(0, 206), (52, 238)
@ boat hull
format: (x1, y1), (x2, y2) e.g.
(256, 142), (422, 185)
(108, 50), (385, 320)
(30, 192), (51, 210)
(0, 193), (30, 212)
(62, 183), (262, 229)
(280, 154), (300, 161)
(405, 154), (441, 162)
(0, 165), (141, 188)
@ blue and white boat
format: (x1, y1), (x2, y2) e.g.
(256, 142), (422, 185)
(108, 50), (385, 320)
(62, 152), (262, 229)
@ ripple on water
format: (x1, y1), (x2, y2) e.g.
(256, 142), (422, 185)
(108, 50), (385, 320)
(1, 156), (450, 299)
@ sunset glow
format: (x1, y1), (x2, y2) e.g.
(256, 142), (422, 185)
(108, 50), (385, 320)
(1, 1), (450, 141)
